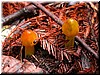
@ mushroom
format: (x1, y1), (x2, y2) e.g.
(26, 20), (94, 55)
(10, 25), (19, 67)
(62, 18), (79, 48)
(21, 30), (38, 57)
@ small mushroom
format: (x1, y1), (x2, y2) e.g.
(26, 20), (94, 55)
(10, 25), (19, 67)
(21, 30), (38, 57)
(62, 18), (79, 48)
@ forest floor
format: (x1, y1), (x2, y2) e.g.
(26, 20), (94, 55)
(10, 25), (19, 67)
(1, 2), (99, 74)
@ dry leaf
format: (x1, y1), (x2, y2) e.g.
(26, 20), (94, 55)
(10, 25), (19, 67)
(2, 55), (48, 74)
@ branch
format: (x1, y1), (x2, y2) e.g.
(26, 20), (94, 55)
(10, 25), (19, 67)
(32, 2), (98, 59)
(2, 5), (37, 25)
(2, 2), (54, 25)
(33, 2), (64, 26)
(75, 36), (98, 59)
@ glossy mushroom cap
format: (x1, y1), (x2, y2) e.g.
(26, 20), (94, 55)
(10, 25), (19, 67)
(62, 18), (79, 37)
(21, 30), (38, 47)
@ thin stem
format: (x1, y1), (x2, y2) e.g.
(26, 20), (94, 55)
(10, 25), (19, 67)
(25, 46), (35, 57)
(65, 37), (74, 48)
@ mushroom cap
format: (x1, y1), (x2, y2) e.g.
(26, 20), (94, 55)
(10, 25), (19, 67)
(62, 18), (79, 37)
(21, 30), (38, 47)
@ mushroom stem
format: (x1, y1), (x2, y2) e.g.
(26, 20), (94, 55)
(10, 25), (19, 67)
(21, 30), (38, 58)
(25, 46), (35, 57)
(65, 36), (74, 47)
(62, 18), (79, 48)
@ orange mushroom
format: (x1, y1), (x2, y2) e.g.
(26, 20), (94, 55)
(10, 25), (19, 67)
(62, 18), (79, 47)
(21, 30), (38, 57)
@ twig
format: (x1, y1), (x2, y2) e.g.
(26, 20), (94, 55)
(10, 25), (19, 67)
(32, 55), (39, 63)
(2, 5), (37, 25)
(75, 36), (98, 59)
(32, 55), (50, 71)
(2, 2), (54, 25)
(32, 2), (63, 26)
(32, 2), (98, 59)
(67, 62), (75, 73)
(88, 2), (98, 12)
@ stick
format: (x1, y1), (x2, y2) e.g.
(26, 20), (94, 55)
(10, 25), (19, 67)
(2, 2), (54, 25)
(32, 2), (63, 26)
(32, 2), (98, 59)
(75, 36), (98, 59)
(2, 5), (37, 25)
